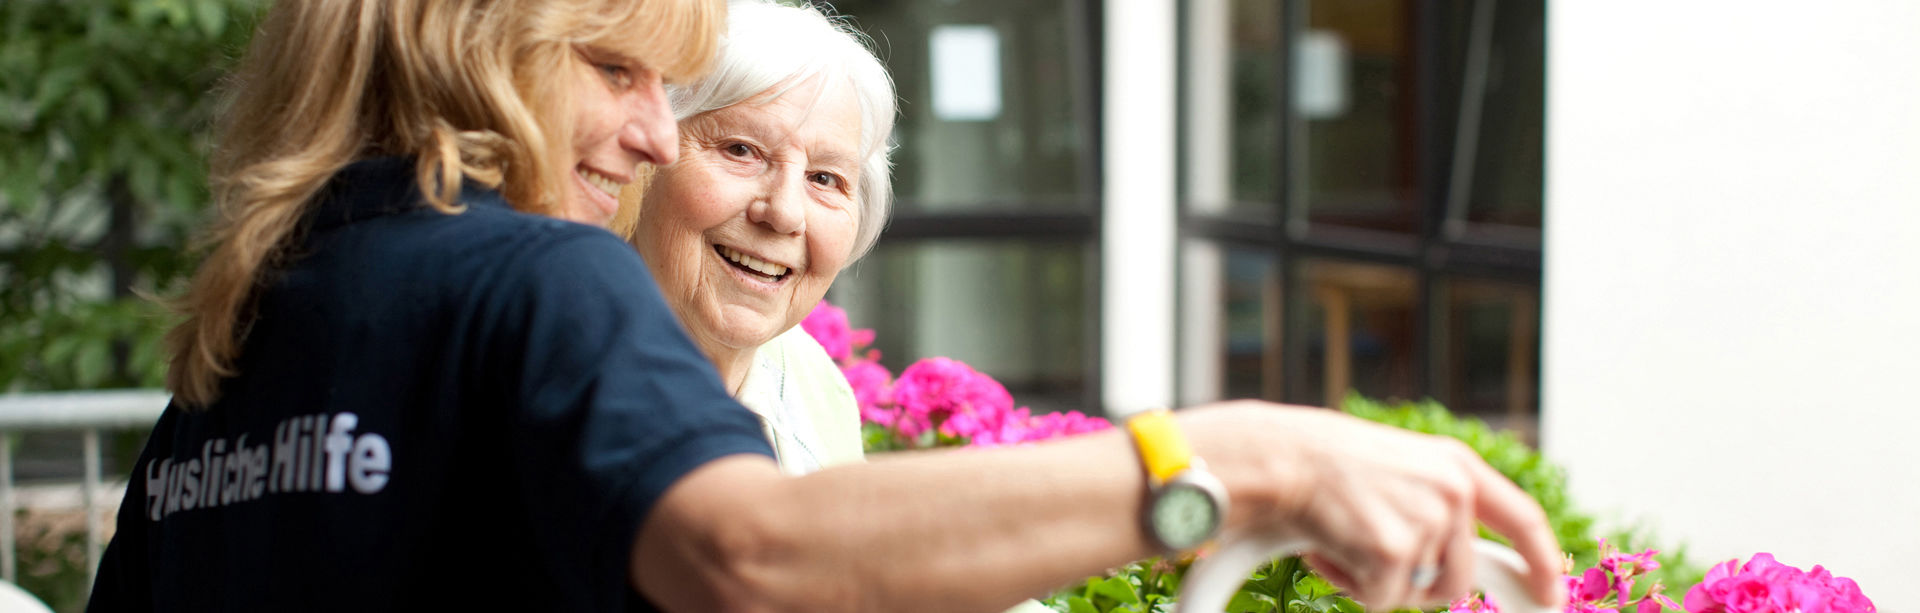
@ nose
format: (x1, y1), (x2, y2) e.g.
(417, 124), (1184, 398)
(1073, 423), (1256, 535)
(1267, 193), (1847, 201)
(747, 171), (808, 235)
(622, 71), (678, 167)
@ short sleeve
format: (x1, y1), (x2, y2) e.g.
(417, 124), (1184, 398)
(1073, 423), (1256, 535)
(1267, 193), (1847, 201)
(474, 228), (774, 606)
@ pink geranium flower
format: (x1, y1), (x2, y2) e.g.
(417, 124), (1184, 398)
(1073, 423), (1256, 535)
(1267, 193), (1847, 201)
(1452, 594), (1498, 613)
(1684, 553), (1875, 613)
(801, 300), (857, 362)
(891, 357), (1014, 439)
(842, 360), (894, 424)
(825, 301), (1113, 448)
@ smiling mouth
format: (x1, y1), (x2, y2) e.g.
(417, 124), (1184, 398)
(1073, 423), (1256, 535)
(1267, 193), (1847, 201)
(715, 245), (792, 283)
(577, 167), (625, 199)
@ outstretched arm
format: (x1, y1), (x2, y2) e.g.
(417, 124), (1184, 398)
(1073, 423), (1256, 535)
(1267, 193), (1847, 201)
(629, 400), (1566, 613)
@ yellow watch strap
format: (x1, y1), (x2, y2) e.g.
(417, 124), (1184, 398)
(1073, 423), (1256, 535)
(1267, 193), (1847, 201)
(1125, 409), (1192, 484)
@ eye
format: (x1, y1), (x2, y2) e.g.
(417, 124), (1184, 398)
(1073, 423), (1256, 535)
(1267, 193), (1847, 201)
(808, 171), (847, 191)
(721, 141), (757, 159)
(597, 63), (634, 90)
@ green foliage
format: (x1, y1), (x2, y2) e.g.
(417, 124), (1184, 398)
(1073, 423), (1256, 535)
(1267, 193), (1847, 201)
(1044, 555), (1365, 613)
(1047, 557), (1184, 613)
(0, 297), (171, 389)
(860, 421), (970, 452)
(1342, 395), (1702, 590)
(1340, 395), (1600, 565)
(1039, 396), (1705, 612)
(12, 511), (93, 613)
(2, 0), (260, 606)
(1, 0), (263, 392)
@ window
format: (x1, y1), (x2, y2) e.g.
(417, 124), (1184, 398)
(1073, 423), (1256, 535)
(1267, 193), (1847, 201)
(824, 0), (1105, 414)
(1179, 0), (1545, 432)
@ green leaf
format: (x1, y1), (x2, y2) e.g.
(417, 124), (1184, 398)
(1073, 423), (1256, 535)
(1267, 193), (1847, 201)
(3, 148), (42, 209)
(194, 0), (227, 38)
(130, 155), (161, 204)
(42, 334), (82, 369)
(1066, 596), (1100, 613)
(31, 65), (84, 118)
(71, 85), (108, 125)
(1327, 597), (1366, 613)
(1291, 573), (1339, 600)
(161, 0), (192, 28)
(73, 338), (111, 386)
(130, 1), (167, 27)
(1226, 589), (1274, 613)
(1091, 576), (1141, 605)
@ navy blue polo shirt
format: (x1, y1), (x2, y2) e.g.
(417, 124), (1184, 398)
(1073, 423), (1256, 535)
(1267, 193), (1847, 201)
(88, 158), (774, 612)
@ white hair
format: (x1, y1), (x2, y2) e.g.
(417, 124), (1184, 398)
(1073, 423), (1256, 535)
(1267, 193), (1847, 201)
(667, 0), (897, 261)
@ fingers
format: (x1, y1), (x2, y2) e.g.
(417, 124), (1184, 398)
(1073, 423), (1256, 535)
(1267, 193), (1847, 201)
(1409, 442), (1473, 602)
(1191, 403), (1564, 609)
(1313, 510), (1447, 608)
(1426, 481), (1479, 602)
(1363, 522), (1420, 607)
(1304, 552), (1357, 592)
(1314, 461), (1455, 608)
(1466, 457), (1568, 609)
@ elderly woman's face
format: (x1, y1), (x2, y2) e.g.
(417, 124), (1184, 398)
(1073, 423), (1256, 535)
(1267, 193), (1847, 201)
(634, 78), (862, 354)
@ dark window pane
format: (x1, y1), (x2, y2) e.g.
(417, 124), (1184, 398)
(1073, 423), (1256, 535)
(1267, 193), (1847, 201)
(1230, 1), (1286, 210)
(1434, 278), (1538, 435)
(1445, 0), (1545, 239)
(1179, 240), (1279, 404)
(1183, 0), (1288, 219)
(833, 0), (1097, 213)
(830, 239), (1091, 414)
(1298, 0), (1420, 234)
(1289, 259), (1419, 407)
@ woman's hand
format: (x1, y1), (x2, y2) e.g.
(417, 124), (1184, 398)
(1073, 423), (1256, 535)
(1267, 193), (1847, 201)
(1180, 401), (1566, 610)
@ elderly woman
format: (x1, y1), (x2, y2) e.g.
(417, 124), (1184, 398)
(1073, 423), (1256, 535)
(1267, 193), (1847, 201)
(615, 4), (1564, 613)
(621, 0), (888, 474)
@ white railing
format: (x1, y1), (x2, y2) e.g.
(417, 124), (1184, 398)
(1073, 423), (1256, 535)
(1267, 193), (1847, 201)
(0, 389), (167, 586)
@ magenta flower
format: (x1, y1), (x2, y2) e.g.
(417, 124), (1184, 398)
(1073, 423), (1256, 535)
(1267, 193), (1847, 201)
(1451, 594), (1498, 613)
(1684, 553), (1875, 613)
(801, 300), (857, 362)
(1450, 540), (1685, 613)
(1575, 567), (1613, 603)
(827, 303), (1112, 449)
(842, 360), (895, 424)
(892, 357), (1012, 429)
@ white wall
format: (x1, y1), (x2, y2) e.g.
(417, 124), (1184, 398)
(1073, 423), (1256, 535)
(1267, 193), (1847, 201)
(1543, 2), (1920, 609)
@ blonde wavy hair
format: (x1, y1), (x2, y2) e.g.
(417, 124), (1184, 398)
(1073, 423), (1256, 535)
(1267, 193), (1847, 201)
(167, 0), (725, 408)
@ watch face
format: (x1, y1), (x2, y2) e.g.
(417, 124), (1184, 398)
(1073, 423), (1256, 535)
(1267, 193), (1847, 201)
(1150, 482), (1221, 550)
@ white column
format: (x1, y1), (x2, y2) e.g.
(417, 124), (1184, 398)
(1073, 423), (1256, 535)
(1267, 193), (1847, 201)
(1102, 0), (1178, 417)
(1177, 0), (1233, 406)
(1184, 0), (1232, 214)
(1179, 240), (1225, 405)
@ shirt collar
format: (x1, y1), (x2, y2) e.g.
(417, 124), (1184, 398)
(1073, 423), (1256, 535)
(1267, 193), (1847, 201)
(308, 157), (511, 233)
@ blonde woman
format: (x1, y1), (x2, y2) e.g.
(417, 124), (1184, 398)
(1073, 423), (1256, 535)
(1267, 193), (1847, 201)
(89, 1), (745, 610)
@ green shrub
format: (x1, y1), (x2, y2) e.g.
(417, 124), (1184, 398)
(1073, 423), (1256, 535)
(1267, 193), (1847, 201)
(1041, 396), (1703, 612)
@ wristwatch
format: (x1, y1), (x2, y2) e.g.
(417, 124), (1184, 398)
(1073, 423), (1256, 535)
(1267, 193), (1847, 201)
(1125, 409), (1230, 552)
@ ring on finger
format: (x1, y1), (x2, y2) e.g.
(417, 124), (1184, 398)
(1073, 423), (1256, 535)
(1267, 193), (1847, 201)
(1410, 565), (1440, 591)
